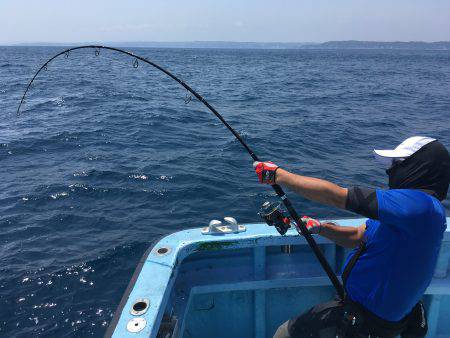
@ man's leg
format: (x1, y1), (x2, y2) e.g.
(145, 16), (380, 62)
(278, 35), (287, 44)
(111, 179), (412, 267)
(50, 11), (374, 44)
(273, 321), (290, 338)
(273, 300), (344, 338)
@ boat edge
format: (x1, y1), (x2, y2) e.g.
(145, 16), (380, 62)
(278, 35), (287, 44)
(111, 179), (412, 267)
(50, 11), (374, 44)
(104, 235), (169, 338)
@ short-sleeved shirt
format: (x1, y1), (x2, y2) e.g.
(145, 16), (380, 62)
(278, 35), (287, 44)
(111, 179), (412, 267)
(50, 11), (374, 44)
(344, 189), (446, 321)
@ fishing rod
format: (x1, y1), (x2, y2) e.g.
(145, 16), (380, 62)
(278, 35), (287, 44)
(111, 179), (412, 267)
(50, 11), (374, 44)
(17, 45), (345, 299)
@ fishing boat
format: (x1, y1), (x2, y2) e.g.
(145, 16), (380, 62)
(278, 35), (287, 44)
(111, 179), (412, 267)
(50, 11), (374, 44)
(105, 216), (450, 338)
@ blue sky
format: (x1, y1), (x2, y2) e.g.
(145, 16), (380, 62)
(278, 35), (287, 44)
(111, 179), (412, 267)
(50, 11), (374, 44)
(1, 0), (450, 44)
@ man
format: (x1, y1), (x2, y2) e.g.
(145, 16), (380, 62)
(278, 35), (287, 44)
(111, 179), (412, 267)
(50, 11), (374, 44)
(253, 136), (450, 338)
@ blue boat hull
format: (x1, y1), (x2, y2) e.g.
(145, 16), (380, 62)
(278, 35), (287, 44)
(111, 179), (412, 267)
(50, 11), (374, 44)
(106, 218), (450, 338)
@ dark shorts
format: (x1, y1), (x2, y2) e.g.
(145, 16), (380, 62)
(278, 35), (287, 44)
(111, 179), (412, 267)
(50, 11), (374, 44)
(273, 300), (428, 338)
(284, 300), (343, 338)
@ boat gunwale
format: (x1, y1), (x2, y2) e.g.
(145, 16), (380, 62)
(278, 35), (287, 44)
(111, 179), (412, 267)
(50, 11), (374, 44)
(104, 234), (168, 338)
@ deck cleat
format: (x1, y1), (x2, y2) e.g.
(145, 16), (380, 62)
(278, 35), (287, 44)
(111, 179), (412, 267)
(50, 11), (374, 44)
(201, 218), (246, 235)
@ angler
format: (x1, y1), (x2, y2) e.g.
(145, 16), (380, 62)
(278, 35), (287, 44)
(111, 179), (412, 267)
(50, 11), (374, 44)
(254, 136), (450, 338)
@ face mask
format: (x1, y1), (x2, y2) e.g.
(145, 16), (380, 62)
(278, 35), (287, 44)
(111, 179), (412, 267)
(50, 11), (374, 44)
(386, 140), (450, 201)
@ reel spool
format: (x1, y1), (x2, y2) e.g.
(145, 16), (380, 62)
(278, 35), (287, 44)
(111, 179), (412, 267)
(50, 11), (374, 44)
(259, 201), (291, 235)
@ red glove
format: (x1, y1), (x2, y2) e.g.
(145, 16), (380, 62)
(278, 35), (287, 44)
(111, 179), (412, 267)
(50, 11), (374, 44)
(253, 161), (279, 184)
(301, 216), (322, 234)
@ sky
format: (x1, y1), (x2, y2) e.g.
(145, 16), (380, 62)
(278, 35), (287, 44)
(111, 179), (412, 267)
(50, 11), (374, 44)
(1, 0), (450, 44)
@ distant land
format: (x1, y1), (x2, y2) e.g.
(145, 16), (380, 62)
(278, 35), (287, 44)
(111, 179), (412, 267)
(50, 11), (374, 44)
(7, 40), (450, 50)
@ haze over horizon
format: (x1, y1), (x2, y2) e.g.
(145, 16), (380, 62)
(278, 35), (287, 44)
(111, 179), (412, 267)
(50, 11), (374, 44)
(1, 0), (450, 45)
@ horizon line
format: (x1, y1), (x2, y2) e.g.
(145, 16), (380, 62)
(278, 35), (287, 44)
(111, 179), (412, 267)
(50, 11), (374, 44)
(2, 39), (450, 46)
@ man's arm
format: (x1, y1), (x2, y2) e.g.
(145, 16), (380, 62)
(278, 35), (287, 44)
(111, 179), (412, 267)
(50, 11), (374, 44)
(253, 162), (378, 218)
(273, 168), (369, 247)
(275, 168), (348, 209)
(319, 222), (366, 248)
(301, 217), (366, 248)
(253, 162), (376, 247)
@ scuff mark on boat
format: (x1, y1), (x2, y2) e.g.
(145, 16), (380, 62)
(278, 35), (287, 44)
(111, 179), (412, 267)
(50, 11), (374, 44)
(195, 241), (236, 251)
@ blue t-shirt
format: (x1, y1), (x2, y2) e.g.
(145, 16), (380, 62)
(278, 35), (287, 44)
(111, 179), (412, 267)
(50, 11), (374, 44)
(344, 189), (446, 321)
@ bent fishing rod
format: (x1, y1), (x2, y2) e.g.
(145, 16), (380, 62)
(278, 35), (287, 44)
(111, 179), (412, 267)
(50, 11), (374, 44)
(17, 45), (345, 299)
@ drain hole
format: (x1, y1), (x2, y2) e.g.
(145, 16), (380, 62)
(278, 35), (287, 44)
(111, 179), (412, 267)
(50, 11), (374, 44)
(157, 247), (168, 254)
(133, 301), (147, 312)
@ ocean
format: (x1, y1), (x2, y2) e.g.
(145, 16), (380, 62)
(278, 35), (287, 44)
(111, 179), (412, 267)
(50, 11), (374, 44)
(1, 47), (449, 337)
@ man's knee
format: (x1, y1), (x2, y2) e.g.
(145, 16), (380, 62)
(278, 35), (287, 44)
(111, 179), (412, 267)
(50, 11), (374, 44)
(273, 320), (291, 338)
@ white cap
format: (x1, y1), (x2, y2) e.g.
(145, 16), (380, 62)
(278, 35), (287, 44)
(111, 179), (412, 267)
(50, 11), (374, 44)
(373, 136), (436, 168)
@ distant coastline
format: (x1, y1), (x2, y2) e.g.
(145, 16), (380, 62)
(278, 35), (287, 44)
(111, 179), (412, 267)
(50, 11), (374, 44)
(5, 40), (450, 50)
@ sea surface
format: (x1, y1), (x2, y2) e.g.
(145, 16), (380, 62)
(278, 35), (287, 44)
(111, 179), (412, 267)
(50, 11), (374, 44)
(0, 47), (449, 337)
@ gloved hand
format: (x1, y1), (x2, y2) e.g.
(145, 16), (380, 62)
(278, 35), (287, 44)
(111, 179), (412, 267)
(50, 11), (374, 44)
(301, 216), (322, 234)
(253, 161), (279, 184)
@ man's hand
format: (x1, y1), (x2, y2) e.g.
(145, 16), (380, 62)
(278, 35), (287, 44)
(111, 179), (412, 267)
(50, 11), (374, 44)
(253, 161), (279, 184)
(301, 216), (322, 234)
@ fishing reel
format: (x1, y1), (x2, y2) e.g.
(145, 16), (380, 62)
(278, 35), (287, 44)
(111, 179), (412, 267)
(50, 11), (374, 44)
(259, 201), (292, 235)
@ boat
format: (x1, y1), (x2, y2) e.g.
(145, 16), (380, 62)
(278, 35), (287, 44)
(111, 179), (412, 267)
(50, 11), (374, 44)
(105, 217), (450, 338)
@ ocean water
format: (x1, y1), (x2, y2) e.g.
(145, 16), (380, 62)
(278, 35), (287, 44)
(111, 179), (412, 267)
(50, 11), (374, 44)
(0, 46), (449, 337)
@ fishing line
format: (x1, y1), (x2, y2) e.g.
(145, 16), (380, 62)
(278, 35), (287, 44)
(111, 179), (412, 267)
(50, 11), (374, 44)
(17, 45), (345, 298)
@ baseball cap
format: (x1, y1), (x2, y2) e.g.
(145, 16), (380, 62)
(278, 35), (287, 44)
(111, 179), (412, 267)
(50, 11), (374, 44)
(373, 136), (436, 168)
